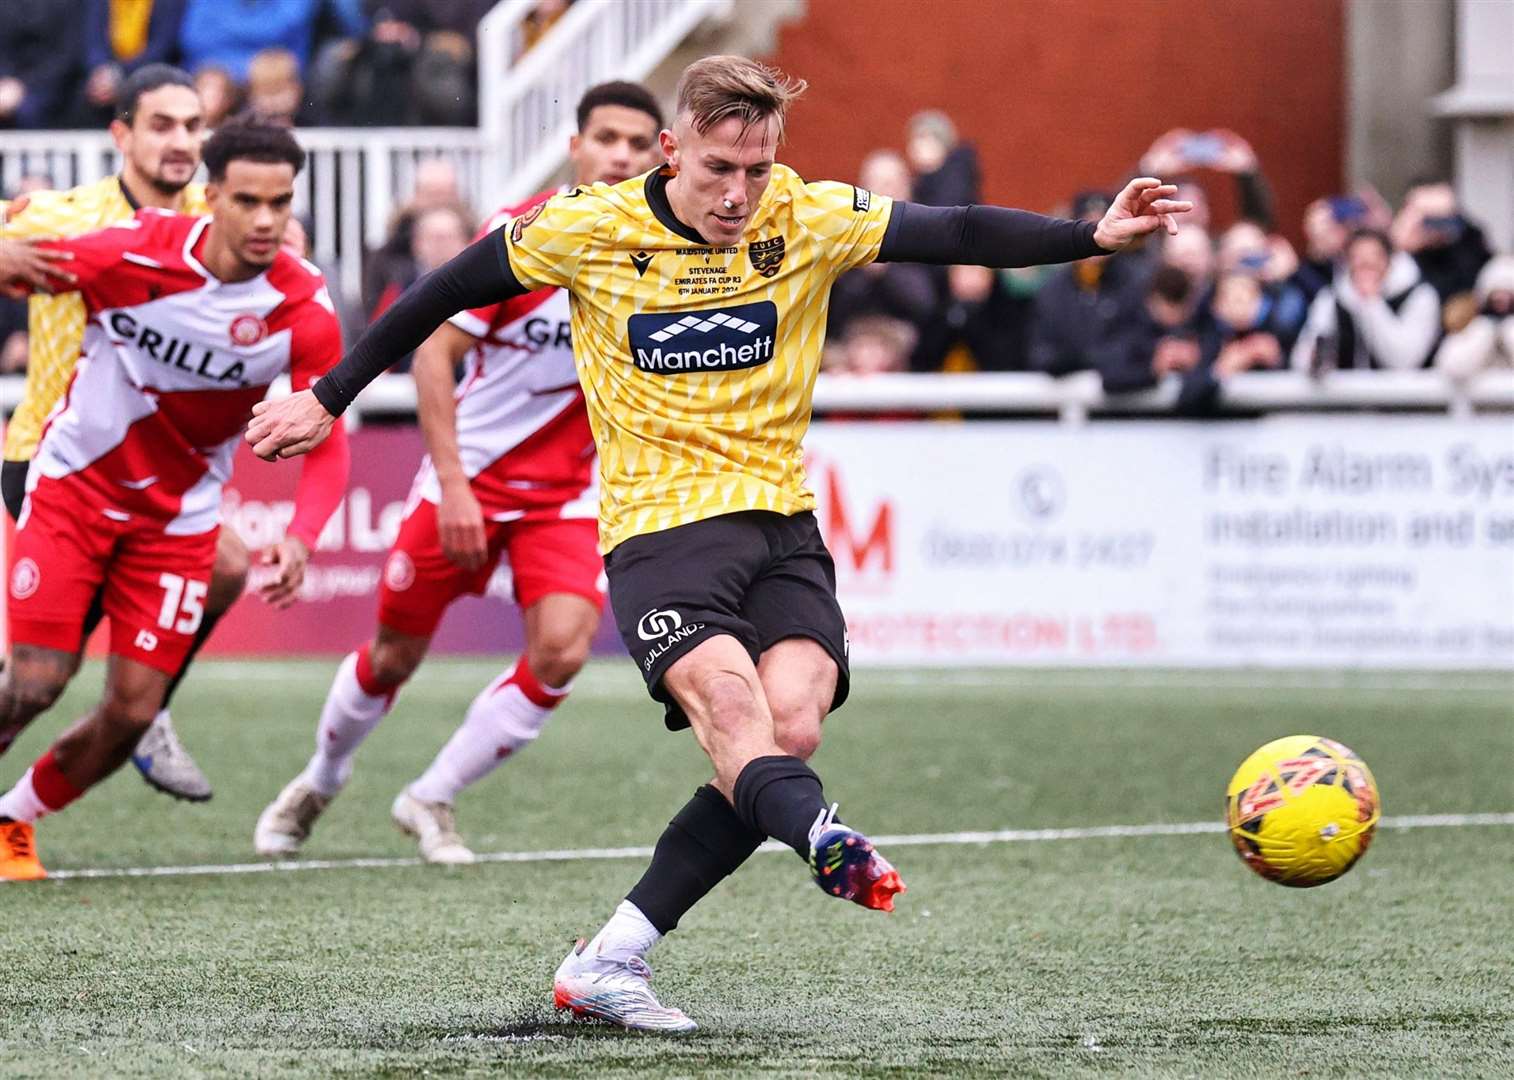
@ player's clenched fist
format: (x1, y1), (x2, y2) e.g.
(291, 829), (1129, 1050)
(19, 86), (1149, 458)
(247, 388), (335, 460)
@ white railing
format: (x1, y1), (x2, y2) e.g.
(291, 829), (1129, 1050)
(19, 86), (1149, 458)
(0, 370), (1508, 427)
(310, 369), (1514, 423)
(0, 128), (489, 308)
(478, 0), (734, 204)
(0, 0), (740, 308)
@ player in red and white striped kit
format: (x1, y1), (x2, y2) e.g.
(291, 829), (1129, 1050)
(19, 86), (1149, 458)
(254, 82), (663, 863)
(0, 119), (350, 881)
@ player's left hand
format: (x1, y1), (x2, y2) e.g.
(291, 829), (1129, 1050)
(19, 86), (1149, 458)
(258, 535), (310, 609)
(1091, 178), (1193, 252)
(247, 389), (335, 460)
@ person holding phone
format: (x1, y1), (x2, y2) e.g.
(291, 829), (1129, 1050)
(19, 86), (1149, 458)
(1390, 178), (1492, 306)
(1139, 127), (1276, 231)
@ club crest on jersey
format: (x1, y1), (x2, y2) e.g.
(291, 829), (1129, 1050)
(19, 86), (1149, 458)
(384, 550), (415, 592)
(749, 237), (785, 278)
(510, 203), (546, 243)
(229, 313), (267, 347)
(9, 557), (39, 600)
(627, 300), (778, 375)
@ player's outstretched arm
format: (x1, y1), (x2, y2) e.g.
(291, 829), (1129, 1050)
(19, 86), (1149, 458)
(246, 228), (528, 461)
(876, 176), (1191, 268)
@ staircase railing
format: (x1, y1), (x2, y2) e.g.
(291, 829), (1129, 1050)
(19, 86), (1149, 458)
(477, 0), (734, 205)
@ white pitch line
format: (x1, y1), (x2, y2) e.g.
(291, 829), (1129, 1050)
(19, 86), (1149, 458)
(39, 812), (1514, 883)
(182, 663), (1514, 696)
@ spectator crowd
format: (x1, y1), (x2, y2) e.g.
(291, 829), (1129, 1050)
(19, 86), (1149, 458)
(0, 7), (1507, 402)
(0, 0), (574, 131)
(827, 120), (1511, 408)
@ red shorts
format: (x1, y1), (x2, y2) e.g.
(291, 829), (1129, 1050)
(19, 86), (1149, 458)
(377, 498), (605, 638)
(9, 474), (218, 674)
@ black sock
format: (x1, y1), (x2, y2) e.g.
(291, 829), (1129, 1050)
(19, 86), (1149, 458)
(626, 785), (765, 934)
(159, 607), (228, 711)
(732, 755), (828, 858)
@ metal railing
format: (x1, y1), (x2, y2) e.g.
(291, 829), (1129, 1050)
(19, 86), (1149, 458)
(0, 128), (490, 308)
(188, 369), (1514, 426)
(1, 0), (742, 307)
(0, 368), (1508, 428)
(478, 0), (734, 205)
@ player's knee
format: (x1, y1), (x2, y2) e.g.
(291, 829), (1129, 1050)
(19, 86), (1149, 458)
(694, 669), (764, 738)
(7, 673), (68, 720)
(527, 632), (591, 690)
(368, 638), (425, 687)
(765, 679), (829, 761)
(210, 531), (251, 604)
(96, 693), (159, 738)
(773, 715), (823, 762)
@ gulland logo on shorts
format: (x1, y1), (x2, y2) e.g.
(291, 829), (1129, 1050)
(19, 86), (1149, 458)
(637, 608), (682, 641)
(637, 608), (708, 672)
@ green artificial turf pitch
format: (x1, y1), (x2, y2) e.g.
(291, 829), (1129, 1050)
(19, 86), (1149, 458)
(2, 661), (1511, 1077)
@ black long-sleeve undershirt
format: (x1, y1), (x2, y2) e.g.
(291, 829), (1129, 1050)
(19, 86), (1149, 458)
(312, 198), (1111, 417)
(877, 200), (1106, 267)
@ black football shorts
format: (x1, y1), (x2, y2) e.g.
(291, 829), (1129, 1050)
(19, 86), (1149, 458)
(605, 509), (851, 730)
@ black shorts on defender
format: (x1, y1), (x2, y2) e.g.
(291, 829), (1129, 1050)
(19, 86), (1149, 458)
(606, 509), (850, 731)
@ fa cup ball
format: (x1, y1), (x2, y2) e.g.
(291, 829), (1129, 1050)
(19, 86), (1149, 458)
(1225, 735), (1380, 887)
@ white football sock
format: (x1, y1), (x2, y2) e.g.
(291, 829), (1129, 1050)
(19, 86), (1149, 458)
(302, 648), (395, 797)
(407, 657), (567, 805)
(586, 900), (663, 963)
(0, 767), (49, 824)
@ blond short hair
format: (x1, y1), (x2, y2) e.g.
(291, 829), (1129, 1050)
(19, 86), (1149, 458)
(674, 55), (807, 139)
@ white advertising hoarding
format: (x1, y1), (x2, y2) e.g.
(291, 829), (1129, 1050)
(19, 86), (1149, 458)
(805, 416), (1514, 668)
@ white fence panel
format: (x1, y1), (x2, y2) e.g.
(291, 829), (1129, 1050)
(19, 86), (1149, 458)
(0, 128), (489, 309)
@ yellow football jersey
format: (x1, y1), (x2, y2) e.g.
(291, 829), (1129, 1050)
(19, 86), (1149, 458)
(1, 176), (208, 460)
(504, 163), (893, 553)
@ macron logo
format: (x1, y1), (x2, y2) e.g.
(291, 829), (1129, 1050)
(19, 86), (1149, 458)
(629, 300), (777, 375)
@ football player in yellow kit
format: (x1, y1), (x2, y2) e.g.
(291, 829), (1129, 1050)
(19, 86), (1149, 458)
(247, 55), (1190, 1032)
(0, 65), (246, 802)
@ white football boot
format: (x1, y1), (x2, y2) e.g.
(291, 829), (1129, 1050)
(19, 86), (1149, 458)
(131, 711), (213, 802)
(254, 777), (332, 856)
(391, 790), (475, 864)
(553, 938), (697, 1033)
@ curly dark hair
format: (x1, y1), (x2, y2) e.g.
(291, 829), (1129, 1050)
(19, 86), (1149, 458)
(201, 115), (306, 182)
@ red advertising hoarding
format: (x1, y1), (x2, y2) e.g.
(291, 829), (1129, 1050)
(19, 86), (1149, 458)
(207, 427), (624, 658)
